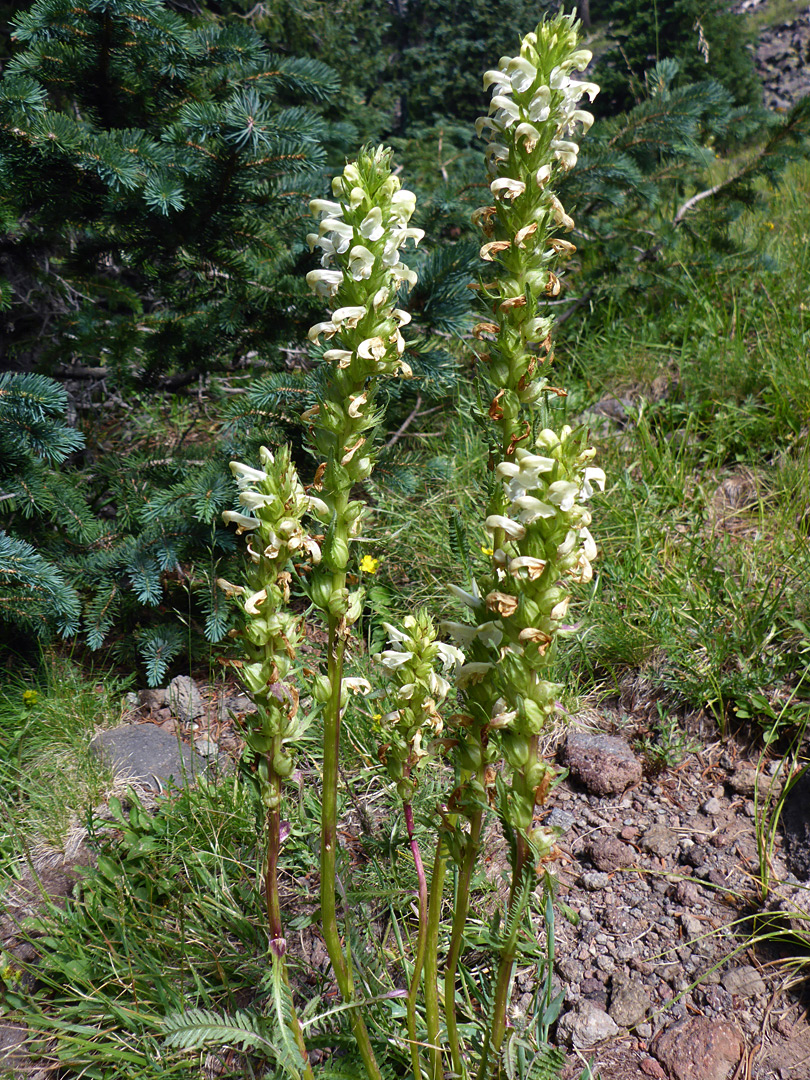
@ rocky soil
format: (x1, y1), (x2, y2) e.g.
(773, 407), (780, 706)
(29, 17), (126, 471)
(737, 0), (810, 109)
(3, 674), (810, 1080)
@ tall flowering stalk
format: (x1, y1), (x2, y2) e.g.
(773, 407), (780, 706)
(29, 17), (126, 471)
(440, 14), (603, 1074)
(375, 615), (463, 1080)
(219, 445), (324, 1078)
(304, 145), (423, 1080)
(217, 17), (602, 1076)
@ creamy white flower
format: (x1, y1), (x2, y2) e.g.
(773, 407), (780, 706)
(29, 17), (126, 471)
(485, 514), (527, 539)
(568, 49), (594, 71)
(358, 336), (387, 360)
(490, 94), (521, 123)
(580, 467), (606, 498)
(389, 189), (417, 223)
(382, 621), (411, 645)
(222, 510), (260, 531)
(550, 596), (570, 621)
(381, 237), (401, 268)
(216, 578), (246, 597)
(547, 480), (579, 512)
(379, 650), (412, 671)
(580, 527), (597, 561)
(528, 86), (552, 122)
(475, 115), (505, 139)
(447, 579), (482, 609)
(308, 320), (338, 343)
(390, 265), (418, 288)
(359, 206), (385, 241)
(318, 217), (353, 251)
(548, 194), (574, 231)
(306, 269), (343, 297)
(309, 198), (343, 218)
(229, 461), (268, 486)
(508, 555), (547, 579)
(570, 80), (599, 102)
(456, 662), (495, 689)
(322, 349), (354, 366)
(348, 244), (375, 280)
(490, 177), (526, 200)
(307, 496), (329, 519)
(429, 672), (451, 699)
(483, 69), (512, 93)
(244, 588), (268, 615)
(507, 55), (537, 93)
(238, 490), (277, 511)
(510, 494), (557, 523)
(439, 621), (479, 647)
(391, 227), (425, 248)
(569, 108), (594, 133)
(557, 529), (578, 557)
(535, 163), (553, 186)
(332, 306), (367, 328)
(343, 677), (372, 695)
(436, 641), (466, 671)
(552, 139), (579, 168)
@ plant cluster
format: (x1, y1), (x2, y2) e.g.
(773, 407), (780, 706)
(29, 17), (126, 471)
(207, 14), (601, 1078)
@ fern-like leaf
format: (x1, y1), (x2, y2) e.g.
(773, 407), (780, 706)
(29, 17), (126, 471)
(162, 1007), (278, 1055)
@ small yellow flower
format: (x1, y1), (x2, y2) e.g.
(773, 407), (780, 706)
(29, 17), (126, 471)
(372, 713), (382, 721)
(360, 554), (380, 574)
(481, 545), (494, 556)
(765, 222), (775, 230)
(22, 690), (38, 707)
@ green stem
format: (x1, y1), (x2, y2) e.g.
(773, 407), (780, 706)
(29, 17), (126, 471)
(404, 801), (428, 1080)
(264, 756), (315, 1080)
(320, 597), (382, 1080)
(424, 836), (448, 1080)
(444, 807), (484, 1079)
(482, 835), (529, 1079)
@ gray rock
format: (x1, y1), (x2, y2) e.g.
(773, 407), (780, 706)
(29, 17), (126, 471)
(138, 687), (168, 712)
(609, 974), (650, 1028)
(167, 675), (205, 723)
(546, 807), (576, 833)
(90, 724), (203, 791)
(562, 731), (643, 796)
(0, 1022), (28, 1069)
(653, 1016), (744, 1080)
(194, 736), (219, 758)
(557, 1001), (619, 1048)
(586, 834), (636, 872)
(642, 823), (679, 858)
(702, 797), (723, 815)
(680, 913), (704, 942)
(580, 871), (610, 891)
(781, 769), (810, 881)
(557, 957), (584, 984)
(219, 692), (258, 720)
(721, 965), (766, 998)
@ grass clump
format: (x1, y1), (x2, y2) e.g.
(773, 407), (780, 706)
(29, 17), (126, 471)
(0, 658), (129, 858)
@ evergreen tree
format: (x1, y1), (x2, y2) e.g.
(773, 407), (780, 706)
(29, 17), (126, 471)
(0, 0), (339, 386)
(0, 371), (85, 641)
(213, 0), (557, 138)
(591, 0), (761, 116)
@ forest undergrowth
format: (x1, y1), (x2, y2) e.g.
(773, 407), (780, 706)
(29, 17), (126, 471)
(1, 2), (810, 1077)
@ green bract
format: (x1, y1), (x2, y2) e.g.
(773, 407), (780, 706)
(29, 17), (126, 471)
(220, 444), (322, 806)
(374, 612), (463, 800)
